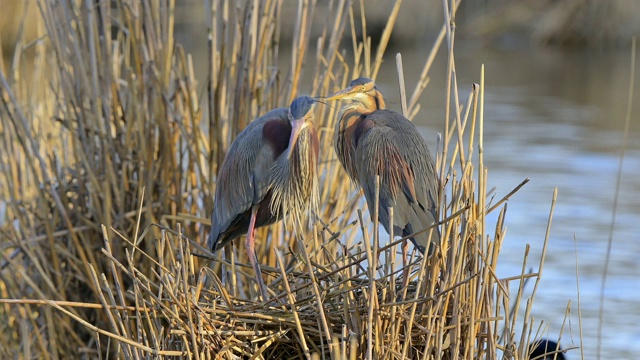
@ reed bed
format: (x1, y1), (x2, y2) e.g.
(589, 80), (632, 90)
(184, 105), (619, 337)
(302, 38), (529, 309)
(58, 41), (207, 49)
(0, 0), (568, 358)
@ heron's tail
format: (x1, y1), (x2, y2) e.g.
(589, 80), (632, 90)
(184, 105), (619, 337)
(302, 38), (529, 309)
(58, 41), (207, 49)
(208, 218), (224, 252)
(404, 207), (440, 256)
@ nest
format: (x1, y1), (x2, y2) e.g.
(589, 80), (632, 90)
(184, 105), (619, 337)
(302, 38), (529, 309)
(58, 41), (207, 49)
(78, 195), (550, 360)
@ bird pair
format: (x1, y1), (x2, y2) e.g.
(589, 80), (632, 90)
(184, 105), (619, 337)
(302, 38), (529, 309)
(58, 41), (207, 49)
(208, 78), (440, 301)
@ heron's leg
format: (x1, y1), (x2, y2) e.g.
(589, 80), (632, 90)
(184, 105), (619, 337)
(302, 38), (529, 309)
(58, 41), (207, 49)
(220, 245), (227, 286)
(245, 205), (269, 301)
(402, 239), (409, 289)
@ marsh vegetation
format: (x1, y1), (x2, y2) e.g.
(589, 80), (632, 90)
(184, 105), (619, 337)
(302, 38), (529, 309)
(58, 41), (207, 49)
(0, 0), (571, 358)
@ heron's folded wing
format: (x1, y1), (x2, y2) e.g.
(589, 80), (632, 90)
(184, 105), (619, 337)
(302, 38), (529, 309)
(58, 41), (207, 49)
(208, 108), (289, 250)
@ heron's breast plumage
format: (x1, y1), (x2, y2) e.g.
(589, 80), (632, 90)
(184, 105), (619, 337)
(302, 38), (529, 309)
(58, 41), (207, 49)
(269, 125), (319, 230)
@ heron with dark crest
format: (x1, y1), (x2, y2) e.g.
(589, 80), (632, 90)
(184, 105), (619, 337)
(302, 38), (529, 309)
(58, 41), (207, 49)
(209, 96), (320, 301)
(324, 78), (440, 278)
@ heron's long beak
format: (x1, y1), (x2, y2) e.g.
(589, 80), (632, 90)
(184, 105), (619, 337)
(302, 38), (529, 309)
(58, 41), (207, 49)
(323, 85), (356, 101)
(288, 117), (310, 159)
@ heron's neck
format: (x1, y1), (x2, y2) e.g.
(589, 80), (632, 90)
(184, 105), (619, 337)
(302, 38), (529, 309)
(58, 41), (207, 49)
(337, 90), (385, 125)
(360, 89), (385, 113)
(333, 91), (383, 182)
(270, 125), (319, 231)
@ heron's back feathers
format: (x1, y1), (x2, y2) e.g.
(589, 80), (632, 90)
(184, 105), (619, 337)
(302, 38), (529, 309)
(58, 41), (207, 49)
(350, 110), (440, 255)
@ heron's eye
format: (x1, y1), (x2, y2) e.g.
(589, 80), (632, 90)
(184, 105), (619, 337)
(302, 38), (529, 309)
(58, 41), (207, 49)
(361, 86), (366, 91)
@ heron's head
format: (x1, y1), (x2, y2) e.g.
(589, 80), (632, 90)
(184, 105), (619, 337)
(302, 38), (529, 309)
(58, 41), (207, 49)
(287, 96), (316, 159)
(323, 77), (377, 102)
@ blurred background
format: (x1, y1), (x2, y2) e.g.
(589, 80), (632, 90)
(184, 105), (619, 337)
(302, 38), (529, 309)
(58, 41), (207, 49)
(2, 0), (639, 358)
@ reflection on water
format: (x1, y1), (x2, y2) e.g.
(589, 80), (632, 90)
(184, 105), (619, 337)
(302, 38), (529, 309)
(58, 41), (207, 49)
(177, 17), (640, 357)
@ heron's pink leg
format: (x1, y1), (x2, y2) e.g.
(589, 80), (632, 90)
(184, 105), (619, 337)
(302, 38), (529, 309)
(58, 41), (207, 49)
(245, 205), (269, 301)
(402, 239), (409, 289)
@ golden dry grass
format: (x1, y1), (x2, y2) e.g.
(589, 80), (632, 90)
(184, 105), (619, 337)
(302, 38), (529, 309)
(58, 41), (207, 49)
(0, 0), (570, 359)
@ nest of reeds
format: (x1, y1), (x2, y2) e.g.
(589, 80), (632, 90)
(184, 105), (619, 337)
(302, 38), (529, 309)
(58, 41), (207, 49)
(0, 0), (569, 359)
(84, 209), (510, 359)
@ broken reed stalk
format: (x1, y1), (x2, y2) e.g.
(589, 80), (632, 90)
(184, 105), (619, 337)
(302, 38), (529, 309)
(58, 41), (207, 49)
(0, 0), (572, 358)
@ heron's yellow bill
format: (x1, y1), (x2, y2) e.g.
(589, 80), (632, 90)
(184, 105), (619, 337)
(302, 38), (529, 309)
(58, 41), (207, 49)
(323, 85), (357, 101)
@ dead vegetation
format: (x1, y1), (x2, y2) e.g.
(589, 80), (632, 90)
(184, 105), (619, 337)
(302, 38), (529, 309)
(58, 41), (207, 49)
(0, 0), (570, 358)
